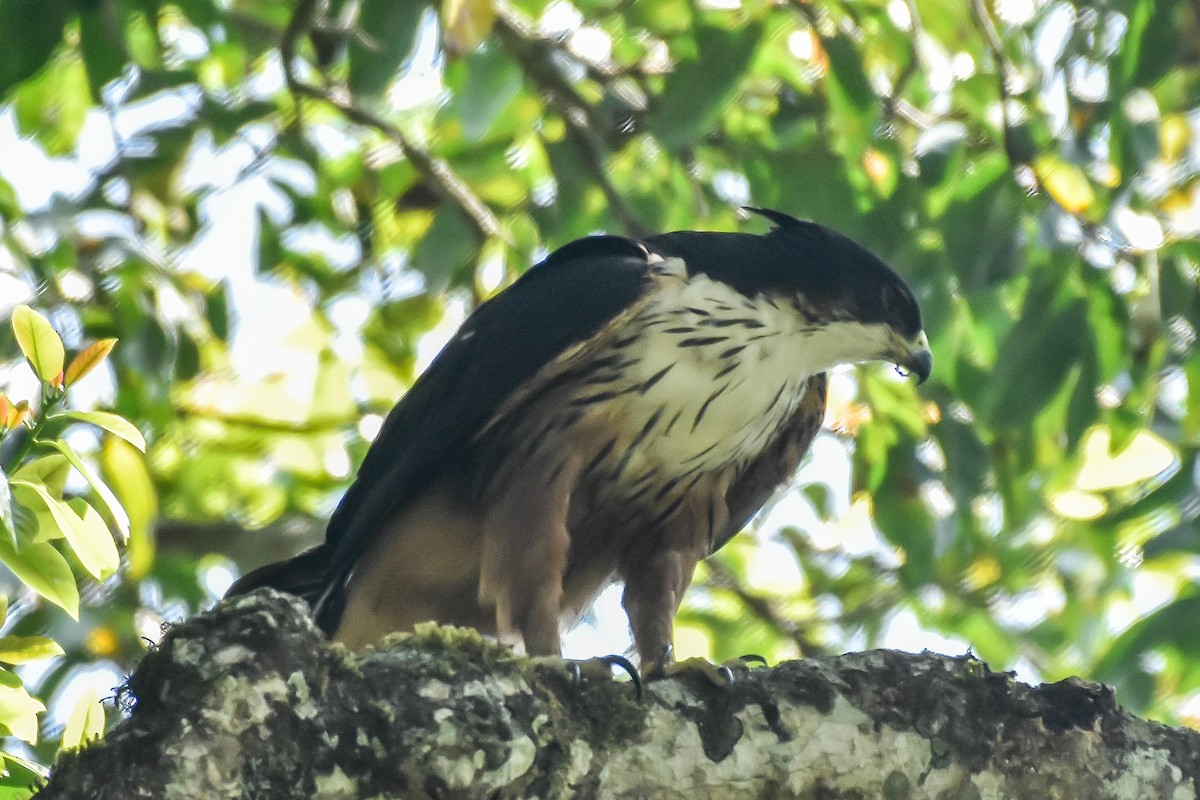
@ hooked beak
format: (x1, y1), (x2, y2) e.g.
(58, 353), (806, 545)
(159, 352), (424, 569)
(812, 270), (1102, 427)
(897, 331), (933, 384)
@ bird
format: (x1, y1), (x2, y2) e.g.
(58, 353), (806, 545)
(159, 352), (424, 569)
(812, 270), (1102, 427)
(227, 208), (932, 671)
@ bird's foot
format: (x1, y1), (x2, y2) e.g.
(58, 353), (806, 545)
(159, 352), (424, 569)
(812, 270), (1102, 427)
(645, 647), (768, 688)
(536, 654), (642, 699)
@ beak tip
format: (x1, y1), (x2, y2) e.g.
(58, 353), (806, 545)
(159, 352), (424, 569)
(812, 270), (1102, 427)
(907, 350), (933, 385)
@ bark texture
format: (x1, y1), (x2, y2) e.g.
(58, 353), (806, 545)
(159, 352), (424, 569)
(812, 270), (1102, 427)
(34, 589), (1200, 799)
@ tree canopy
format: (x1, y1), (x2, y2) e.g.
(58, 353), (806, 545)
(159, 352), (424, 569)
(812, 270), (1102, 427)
(0, 0), (1197, 791)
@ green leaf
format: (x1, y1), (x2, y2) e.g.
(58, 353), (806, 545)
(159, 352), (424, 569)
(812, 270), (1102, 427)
(411, 208), (482, 289)
(451, 47), (524, 141)
(53, 411), (146, 452)
(44, 439), (130, 542)
(60, 684), (105, 752)
(0, 636), (63, 664)
(100, 438), (157, 580)
(67, 499), (120, 580)
(0, 670), (44, 744)
(79, 2), (127, 101)
(0, 473), (12, 549)
(347, 0), (426, 97)
(9, 481), (118, 580)
(11, 454), (70, 497)
(11, 305), (64, 383)
(984, 299), (1089, 430)
(0, 536), (78, 618)
(822, 33), (877, 158)
(646, 21), (764, 149)
(0, 0), (71, 96)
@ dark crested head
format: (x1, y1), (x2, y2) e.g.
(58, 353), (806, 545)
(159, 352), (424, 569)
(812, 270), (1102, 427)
(746, 208), (933, 383)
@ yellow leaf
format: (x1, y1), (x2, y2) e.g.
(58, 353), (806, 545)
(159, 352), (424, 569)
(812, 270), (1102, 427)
(1034, 154), (1096, 215)
(66, 499), (121, 580)
(9, 400), (30, 429)
(65, 338), (117, 386)
(57, 410), (146, 452)
(101, 438), (157, 580)
(0, 669), (45, 744)
(12, 454), (71, 496)
(0, 635), (64, 664)
(0, 515), (81, 618)
(442, 0), (495, 56)
(11, 305), (65, 383)
(61, 684), (105, 751)
(10, 481), (118, 580)
(1074, 427), (1176, 492)
(1161, 114), (1192, 163)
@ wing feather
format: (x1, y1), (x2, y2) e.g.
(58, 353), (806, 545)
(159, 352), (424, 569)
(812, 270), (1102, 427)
(314, 236), (654, 627)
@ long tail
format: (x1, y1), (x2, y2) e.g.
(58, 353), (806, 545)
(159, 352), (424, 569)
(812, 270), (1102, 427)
(225, 544), (333, 619)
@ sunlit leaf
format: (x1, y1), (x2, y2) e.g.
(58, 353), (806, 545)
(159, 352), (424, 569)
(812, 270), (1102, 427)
(0, 669), (43, 744)
(100, 437), (157, 580)
(9, 481), (118, 580)
(66, 499), (120, 580)
(0, 473), (11, 548)
(11, 454), (70, 497)
(0, 536), (78, 618)
(60, 684), (105, 752)
(0, 636), (63, 664)
(44, 439), (130, 542)
(64, 339), (117, 386)
(1033, 154), (1096, 216)
(442, 0), (495, 57)
(11, 305), (64, 383)
(53, 411), (146, 452)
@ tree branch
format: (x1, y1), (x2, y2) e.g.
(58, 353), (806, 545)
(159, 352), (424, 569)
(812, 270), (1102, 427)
(35, 590), (1200, 798)
(492, 2), (650, 238)
(281, 0), (501, 243)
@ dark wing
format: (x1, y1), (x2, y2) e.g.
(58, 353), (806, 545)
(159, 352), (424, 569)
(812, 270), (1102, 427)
(714, 373), (829, 554)
(313, 235), (654, 628)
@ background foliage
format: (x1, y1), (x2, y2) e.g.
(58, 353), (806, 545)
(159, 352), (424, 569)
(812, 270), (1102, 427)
(0, 0), (1197, 789)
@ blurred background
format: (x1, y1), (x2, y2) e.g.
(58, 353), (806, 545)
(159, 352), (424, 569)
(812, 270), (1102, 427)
(0, 0), (1197, 787)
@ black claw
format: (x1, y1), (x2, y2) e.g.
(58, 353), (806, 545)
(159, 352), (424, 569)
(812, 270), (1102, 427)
(567, 661), (583, 695)
(599, 654), (643, 700)
(739, 654), (768, 667)
(716, 665), (734, 686)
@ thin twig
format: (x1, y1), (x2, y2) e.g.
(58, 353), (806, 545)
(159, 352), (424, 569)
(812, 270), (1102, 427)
(705, 558), (830, 657)
(281, 0), (501, 242)
(788, 0), (932, 132)
(969, 0), (1024, 167)
(492, 2), (650, 238)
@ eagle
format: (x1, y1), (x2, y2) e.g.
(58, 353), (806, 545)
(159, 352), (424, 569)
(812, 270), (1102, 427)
(228, 208), (931, 670)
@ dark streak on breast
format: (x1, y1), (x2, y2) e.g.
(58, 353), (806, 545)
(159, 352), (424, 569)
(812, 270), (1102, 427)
(640, 364), (674, 393)
(678, 336), (728, 348)
(582, 437), (618, 478)
(570, 389), (625, 407)
(700, 317), (767, 329)
(692, 382), (732, 431)
(713, 361), (739, 380)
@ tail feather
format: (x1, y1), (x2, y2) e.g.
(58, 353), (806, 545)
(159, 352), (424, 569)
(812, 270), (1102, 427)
(225, 544), (331, 610)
